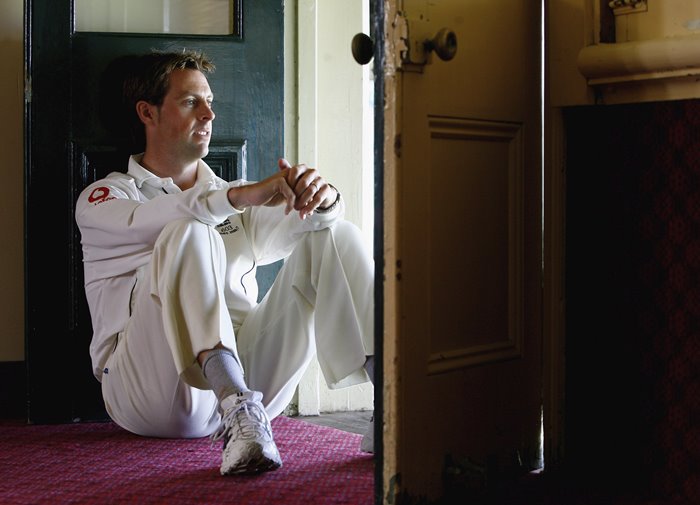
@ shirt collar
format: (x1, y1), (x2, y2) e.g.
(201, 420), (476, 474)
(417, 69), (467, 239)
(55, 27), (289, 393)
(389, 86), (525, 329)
(127, 154), (218, 189)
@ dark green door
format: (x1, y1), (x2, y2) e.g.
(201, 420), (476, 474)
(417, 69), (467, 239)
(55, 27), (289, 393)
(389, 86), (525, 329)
(25, 0), (284, 423)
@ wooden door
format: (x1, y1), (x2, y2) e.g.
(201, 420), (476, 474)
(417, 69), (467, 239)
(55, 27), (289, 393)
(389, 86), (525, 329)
(382, 0), (543, 501)
(25, 0), (284, 423)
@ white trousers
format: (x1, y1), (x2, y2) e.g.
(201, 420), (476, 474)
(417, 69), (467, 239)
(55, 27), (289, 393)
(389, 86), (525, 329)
(101, 219), (374, 438)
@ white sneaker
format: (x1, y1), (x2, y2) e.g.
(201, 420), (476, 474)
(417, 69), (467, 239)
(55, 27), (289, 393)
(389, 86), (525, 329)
(360, 414), (374, 453)
(212, 391), (282, 475)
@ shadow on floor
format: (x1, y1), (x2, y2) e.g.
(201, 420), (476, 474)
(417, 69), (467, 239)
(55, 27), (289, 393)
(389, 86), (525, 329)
(293, 410), (372, 435)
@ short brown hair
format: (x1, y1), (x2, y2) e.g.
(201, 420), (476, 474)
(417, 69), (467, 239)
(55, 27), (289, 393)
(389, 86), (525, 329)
(123, 49), (215, 110)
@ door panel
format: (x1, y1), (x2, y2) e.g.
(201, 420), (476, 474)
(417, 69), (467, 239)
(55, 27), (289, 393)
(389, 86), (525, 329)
(427, 118), (524, 371)
(26, 0), (284, 423)
(384, 0), (543, 500)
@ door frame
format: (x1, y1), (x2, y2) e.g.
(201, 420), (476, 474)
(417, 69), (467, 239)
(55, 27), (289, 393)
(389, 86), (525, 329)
(371, 2), (386, 503)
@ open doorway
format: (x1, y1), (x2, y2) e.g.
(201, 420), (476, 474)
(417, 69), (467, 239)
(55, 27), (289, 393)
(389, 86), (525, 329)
(284, 0), (376, 419)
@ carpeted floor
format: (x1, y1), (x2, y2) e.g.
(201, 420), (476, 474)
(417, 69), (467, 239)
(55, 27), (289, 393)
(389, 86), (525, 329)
(0, 416), (375, 505)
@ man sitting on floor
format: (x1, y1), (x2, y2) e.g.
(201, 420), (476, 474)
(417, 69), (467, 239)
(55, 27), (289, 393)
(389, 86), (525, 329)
(75, 49), (375, 475)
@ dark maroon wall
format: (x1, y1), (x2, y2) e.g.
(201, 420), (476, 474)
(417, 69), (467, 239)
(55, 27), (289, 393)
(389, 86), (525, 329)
(565, 100), (700, 501)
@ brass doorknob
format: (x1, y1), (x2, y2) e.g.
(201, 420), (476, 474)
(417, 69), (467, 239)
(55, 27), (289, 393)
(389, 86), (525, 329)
(425, 28), (457, 61)
(351, 33), (374, 65)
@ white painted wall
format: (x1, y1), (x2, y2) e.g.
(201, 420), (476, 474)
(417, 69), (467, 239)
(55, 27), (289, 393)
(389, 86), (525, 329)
(549, 0), (700, 106)
(286, 0), (374, 414)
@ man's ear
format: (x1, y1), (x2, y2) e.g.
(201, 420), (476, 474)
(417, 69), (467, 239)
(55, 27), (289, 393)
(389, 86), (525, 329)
(135, 100), (156, 125)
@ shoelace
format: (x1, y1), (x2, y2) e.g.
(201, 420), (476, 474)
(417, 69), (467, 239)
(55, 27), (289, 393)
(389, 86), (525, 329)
(211, 400), (270, 446)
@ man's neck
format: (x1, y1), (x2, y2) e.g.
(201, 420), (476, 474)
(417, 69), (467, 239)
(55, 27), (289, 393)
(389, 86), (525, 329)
(140, 152), (199, 191)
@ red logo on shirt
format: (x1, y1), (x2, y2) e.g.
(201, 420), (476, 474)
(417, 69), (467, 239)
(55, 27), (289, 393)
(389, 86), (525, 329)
(88, 187), (111, 204)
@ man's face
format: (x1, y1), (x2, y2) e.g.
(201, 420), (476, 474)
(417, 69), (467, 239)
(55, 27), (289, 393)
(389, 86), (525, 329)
(149, 68), (215, 162)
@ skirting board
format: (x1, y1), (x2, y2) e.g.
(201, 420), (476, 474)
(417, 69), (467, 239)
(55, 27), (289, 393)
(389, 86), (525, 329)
(0, 361), (26, 420)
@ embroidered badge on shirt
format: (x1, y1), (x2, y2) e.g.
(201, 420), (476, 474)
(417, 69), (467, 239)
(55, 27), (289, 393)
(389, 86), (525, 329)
(88, 186), (116, 205)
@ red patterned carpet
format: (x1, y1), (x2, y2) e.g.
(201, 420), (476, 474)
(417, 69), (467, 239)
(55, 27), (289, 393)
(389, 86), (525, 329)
(0, 416), (374, 505)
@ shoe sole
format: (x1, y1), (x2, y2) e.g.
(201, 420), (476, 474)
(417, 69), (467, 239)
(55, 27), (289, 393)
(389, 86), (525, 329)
(221, 443), (283, 476)
(221, 454), (282, 475)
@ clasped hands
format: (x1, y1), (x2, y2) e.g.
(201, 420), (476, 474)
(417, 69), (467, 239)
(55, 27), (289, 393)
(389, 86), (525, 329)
(227, 158), (337, 220)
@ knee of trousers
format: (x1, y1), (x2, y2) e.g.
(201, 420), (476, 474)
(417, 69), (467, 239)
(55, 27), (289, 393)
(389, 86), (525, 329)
(323, 220), (367, 255)
(153, 218), (226, 268)
(324, 220), (374, 271)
